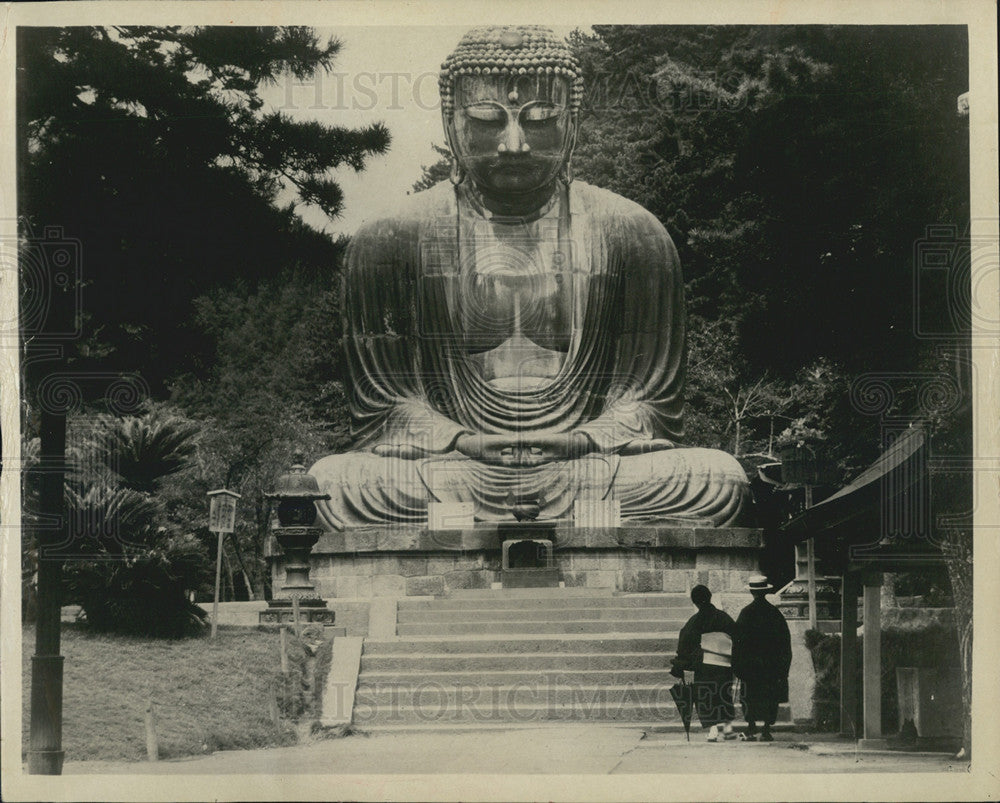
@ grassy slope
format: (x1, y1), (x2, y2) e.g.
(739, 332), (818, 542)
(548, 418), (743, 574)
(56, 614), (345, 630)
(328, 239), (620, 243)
(21, 625), (300, 761)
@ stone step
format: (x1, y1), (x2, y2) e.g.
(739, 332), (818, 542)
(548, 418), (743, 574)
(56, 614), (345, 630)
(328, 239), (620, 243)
(354, 683), (690, 707)
(363, 636), (675, 654)
(350, 720), (795, 735)
(396, 619), (684, 636)
(399, 594), (690, 611)
(353, 701), (685, 726)
(444, 587), (615, 599)
(360, 652), (671, 672)
(357, 668), (677, 686)
(396, 607), (688, 623)
(351, 721), (670, 735)
(351, 701), (793, 726)
(346, 584), (764, 731)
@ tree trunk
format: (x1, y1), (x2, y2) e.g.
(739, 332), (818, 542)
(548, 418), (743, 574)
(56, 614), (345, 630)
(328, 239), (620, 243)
(253, 498), (271, 600)
(227, 531), (257, 601)
(222, 547), (235, 602)
(241, 569), (255, 601)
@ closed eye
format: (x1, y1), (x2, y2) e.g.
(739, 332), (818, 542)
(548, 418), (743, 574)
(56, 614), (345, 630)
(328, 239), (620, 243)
(520, 102), (562, 122)
(464, 102), (508, 123)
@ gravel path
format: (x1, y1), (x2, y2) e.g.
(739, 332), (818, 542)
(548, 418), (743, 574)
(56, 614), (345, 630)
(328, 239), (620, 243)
(60, 726), (963, 776)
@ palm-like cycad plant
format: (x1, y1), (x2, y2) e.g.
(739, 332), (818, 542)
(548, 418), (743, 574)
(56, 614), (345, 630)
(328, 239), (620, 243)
(60, 408), (209, 636)
(63, 484), (160, 553)
(91, 411), (200, 493)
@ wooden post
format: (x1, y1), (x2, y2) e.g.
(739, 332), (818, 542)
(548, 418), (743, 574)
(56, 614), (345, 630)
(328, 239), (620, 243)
(861, 571), (885, 746)
(211, 530), (224, 638)
(804, 485), (817, 630)
(144, 699), (159, 761)
(268, 681), (280, 725)
(806, 539), (818, 629)
(27, 241), (78, 776)
(207, 490), (240, 639)
(840, 571), (860, 737)
(28, 409), (67, 775)
(279, 627), (290, 675)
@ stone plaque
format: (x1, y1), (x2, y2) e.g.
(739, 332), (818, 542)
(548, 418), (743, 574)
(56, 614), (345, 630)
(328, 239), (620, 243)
(428, 501), (475, 530)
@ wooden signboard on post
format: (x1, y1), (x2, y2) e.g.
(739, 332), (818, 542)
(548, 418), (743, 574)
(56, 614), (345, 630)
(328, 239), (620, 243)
(209, 491), (239, 534)
(207, 489), (241, 638)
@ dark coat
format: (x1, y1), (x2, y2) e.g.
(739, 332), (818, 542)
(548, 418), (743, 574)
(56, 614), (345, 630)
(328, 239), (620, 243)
(732, 597), (792, 703)
(672, 604), (737, 674)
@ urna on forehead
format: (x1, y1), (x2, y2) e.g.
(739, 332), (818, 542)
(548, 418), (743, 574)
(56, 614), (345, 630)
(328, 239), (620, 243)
(439, 25), (584, 116)
(454, 73), (571, 108)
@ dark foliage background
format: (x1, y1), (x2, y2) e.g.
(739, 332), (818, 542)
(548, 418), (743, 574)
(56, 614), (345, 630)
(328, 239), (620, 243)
(17, 26), (971, 668)
(17, 26), (387, 624)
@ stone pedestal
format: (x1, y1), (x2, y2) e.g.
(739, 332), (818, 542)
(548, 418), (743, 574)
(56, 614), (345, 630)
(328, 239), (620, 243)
(270, 523), (764, 600)
(260, 525), (335, 625)
(259, 598), (334, 625)
(501, 568), (561, 588)
(777, 577), (842, 620)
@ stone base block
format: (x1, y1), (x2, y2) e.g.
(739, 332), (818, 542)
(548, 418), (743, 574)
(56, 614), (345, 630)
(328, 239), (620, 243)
(259, 598), (335, 625)
(273, 524), (764, 599)
(501, 568), (560, 588)
(778, 601), (842, 620)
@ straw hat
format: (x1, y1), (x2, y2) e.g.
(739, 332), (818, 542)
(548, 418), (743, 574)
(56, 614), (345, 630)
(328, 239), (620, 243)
(747, 574), (774, 593)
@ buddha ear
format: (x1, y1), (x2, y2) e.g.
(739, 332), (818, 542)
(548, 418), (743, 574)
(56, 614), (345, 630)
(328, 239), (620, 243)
(443, 122), (465, 186)
(442, 103), (458, 150)
(560, 124), (577, 185)
(449, 155), (465, 186)
(564, 117), (578, 158)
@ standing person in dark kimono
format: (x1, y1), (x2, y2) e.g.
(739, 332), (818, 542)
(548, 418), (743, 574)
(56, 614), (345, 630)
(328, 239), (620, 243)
(670, 585), (738, 742)
(732, 575), (792, 742)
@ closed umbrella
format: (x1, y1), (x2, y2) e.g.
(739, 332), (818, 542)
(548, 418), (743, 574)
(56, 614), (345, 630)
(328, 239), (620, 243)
(669, 678), (694, 741)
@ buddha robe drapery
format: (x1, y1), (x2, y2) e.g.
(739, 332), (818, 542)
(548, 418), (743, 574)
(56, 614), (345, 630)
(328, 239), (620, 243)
(311, 180), (749, 528)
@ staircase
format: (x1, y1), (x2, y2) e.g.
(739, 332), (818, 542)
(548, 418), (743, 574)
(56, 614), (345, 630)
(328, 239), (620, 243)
(352, 588), (713, 732)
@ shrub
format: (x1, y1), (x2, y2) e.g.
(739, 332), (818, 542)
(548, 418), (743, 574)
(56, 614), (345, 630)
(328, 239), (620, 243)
(268, 625), (334, 721)
(804, 629), (842, 731)
(62, 523), (209, 638)
(805, 621), (961, 734)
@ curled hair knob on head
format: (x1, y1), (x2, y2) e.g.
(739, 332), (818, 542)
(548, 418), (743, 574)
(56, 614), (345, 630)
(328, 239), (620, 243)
(439, 25), (584, 119)
(690, 584), (712, 607)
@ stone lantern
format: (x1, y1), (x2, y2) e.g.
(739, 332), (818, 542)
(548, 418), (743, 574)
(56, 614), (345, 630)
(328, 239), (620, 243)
(259, 453), (335, 625)
(778, 440), (840, 628)
(779, 442), (839, 487)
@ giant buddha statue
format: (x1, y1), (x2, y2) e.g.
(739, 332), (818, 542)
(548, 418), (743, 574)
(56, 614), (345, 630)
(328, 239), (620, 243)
(311, 25), (749, 529)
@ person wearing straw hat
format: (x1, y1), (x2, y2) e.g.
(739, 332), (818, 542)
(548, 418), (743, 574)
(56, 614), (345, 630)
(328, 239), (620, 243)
(732, 575), (792, 742)
(670, 585), (738, 742)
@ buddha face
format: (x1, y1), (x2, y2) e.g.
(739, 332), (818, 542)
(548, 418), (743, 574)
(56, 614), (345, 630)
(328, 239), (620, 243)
(448, 74), (574, 198)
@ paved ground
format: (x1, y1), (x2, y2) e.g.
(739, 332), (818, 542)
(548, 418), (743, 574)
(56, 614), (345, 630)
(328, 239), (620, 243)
(60, 726), (965, 776)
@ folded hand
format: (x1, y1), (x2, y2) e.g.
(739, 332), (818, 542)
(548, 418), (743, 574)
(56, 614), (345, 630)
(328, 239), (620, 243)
(455, 432), (592, 466)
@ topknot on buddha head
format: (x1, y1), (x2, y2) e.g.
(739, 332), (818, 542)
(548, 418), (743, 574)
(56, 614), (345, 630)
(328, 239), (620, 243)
(439, 25), (584, 120)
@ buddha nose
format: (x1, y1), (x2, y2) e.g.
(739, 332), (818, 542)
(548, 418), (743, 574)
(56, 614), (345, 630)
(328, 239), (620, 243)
(497, 119), (530, 155)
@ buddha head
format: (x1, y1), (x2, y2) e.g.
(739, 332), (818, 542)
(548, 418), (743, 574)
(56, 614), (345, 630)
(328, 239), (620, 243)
(439, 26), (583, 206)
